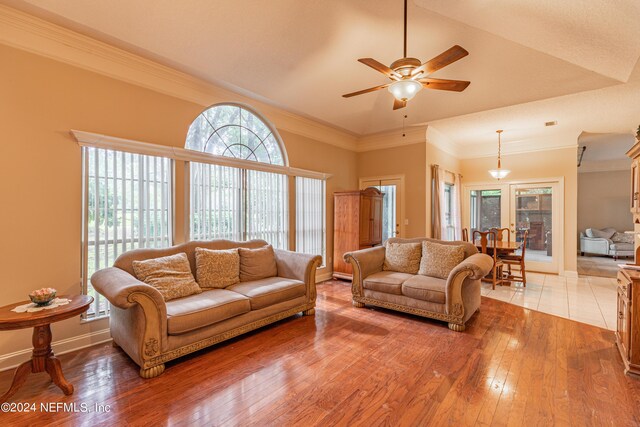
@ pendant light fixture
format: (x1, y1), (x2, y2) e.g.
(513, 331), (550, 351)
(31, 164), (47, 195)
(488, 130), (510, 180)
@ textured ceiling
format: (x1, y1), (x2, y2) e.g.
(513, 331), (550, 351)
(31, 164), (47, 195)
(2, 0), (635, 139)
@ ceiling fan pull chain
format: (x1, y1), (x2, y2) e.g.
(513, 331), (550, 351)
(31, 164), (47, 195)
(402, 114), (407, 137)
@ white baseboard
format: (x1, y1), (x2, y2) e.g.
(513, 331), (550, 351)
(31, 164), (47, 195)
(563, 270), (579, 278)
(0, 328), (112, 372)
(316, 271), (333, 282)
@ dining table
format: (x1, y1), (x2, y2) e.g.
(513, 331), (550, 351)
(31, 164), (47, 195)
(473, 239), (523, 286)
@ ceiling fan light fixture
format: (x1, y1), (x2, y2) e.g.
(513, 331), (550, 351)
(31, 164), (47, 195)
(388, 79), (423, 101)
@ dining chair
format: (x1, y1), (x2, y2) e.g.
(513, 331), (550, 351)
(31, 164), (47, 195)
(502, 230), (528, 286)
(462, 228), (469, 242)
(472, 230), (505, 290)
(489, 227), (511, 242)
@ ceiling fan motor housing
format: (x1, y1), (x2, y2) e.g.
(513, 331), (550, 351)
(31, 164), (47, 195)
(390, 57), (422, 76)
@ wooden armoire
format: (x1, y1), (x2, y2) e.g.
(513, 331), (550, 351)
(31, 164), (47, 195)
(332, 187), (384, 280)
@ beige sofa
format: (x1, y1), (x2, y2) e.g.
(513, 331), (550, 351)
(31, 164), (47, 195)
(344, 237), (493, 331)
(91, 239), (321, 378)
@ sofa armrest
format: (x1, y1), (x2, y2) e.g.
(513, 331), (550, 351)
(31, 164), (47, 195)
(344, 246), (386, 297)
(274, 249), (322, 305)
(445, 253), (493, 319)
(91, 267), (165, 312)
(579, 236), (611, 254)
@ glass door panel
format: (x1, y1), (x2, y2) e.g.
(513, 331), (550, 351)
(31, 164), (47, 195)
(510, 183), (559, 273)
(469, 189), (504, 236)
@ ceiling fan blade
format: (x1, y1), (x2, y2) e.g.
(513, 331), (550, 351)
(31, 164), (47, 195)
(393, 99), (407, 110)
(342, 83), (390, 98)
(420, 78), (470, 92)
(358, 58), (401, 80)
(411, 45), (469, 77)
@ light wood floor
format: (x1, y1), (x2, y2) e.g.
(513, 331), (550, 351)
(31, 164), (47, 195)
(2, 280), (639, 426)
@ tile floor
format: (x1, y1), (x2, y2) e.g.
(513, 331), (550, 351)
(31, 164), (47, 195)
(482, 272), (618, 330)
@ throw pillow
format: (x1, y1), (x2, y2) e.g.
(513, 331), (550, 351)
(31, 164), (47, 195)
(195, 247), (240, 288)
(611, 232), (634, 244)
(132, 252), (201, 301)
(238, 245), (278, 281)
(383, 242), (422, 274)
(586, 228), (616, 239)
(418, 241), (465, 280)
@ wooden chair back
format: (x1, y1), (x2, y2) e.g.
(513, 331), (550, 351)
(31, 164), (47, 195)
(490, 227), (511, 242)
(462, 228), (469, 242)
(473, 230), (498, 263)
(520, 230), (528, 258)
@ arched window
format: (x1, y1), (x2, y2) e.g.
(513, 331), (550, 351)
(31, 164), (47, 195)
(185, 103), (287, 166)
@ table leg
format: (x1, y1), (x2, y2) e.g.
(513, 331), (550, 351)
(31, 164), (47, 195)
(0, 324), (74, 402)
(0, 360), (32, 403)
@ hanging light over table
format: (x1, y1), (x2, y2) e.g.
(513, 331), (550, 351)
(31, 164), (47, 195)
(488, 130), (510, 180)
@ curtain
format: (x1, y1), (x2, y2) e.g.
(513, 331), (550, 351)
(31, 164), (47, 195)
(431, 164), (441, 239)
(453, 173), (463, 240)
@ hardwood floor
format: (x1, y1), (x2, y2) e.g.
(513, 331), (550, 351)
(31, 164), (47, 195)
(1, 280), (639, 426)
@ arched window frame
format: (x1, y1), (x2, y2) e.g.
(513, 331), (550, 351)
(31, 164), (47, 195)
(184, 102), (289, 168)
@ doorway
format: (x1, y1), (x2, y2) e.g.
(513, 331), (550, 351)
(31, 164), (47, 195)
(464, 179), (563, 274)
(360, 176), (404, 241)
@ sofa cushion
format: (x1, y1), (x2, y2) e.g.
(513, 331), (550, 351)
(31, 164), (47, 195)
(610, 242), (634, 252)
(227, 277), (305, 310)
(402, 275), (447, 304)
(238, 245), (278, 282)
(165, 289), (251, 335)
(418, 240), (465, 280)
(195, 247), (240, 289)
(383, 242), (422, 274)
(585, 228), (615, 239)
(611, 232), (634, 244)
(363, 271), (414, 295)
(132, 252), (201, 301)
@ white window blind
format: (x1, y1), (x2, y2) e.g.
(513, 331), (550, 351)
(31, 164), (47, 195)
(190, 162), (242, 241)
(295, 177), (326, 266)
(82, 147), (173, 319)
(189, 163), (289, 249)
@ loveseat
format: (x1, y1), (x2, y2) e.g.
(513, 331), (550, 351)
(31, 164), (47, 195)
(579, 228), (634, 259)
(91, 239), (321, 378)
(344, 237), (493, 331)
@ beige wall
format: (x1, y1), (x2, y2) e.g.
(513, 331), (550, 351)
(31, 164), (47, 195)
(357, 143), (426, 238)
(355, 141), (461, 239)
(460, 147), (578, 273)
(0, 44), (357, 361)
(578, 170), (632, 233)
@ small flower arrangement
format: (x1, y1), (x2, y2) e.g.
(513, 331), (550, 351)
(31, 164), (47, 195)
(29, 287), (57, 306)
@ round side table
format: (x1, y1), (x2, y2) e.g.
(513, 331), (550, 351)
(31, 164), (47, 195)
(0, 295), (93, 403)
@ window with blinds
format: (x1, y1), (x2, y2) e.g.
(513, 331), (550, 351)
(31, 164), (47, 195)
(189, 163), (289, 249)
(295, 177), (326, 266)
(82, 147), (173, 319)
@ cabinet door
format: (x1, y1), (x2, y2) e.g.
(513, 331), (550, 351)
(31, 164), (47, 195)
(359, 196), (372, 245)
(631, 161), (639, 213)
(370, 196), (383, 244)
(617, 287), (630, 359)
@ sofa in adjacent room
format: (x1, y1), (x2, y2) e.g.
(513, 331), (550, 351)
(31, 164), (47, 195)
(344, 237), (493, 332)
(91, 239), (321, 378)
(579, 228), (634, 259)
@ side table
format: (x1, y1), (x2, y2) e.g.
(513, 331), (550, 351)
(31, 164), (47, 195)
(0, 295), (93, 402)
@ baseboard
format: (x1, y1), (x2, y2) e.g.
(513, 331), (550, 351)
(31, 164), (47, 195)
(316, 271), (333, 282)
(0, 328), (112, 372)
(563, 270), (579, 278)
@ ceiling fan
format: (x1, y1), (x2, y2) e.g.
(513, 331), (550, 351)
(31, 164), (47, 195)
(343, 0), (470, 110)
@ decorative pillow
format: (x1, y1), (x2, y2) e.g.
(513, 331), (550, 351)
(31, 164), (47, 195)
(132, 252), (201, 301)
(418, 241), (465, 280)
(383, 242), (422, 274)
(585, 228), (616, 239)
(238, 245), (278, 282)
(611, 232), (634, 244)
(195, 247), (240, 289)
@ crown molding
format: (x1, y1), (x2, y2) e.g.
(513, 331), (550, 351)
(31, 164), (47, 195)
(0, 4), (358, 151)
(356, 126), (427, 152)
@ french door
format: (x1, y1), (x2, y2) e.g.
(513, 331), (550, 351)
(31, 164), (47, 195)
(463, 180), (563, 274)
(360, 176), (403, 241)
